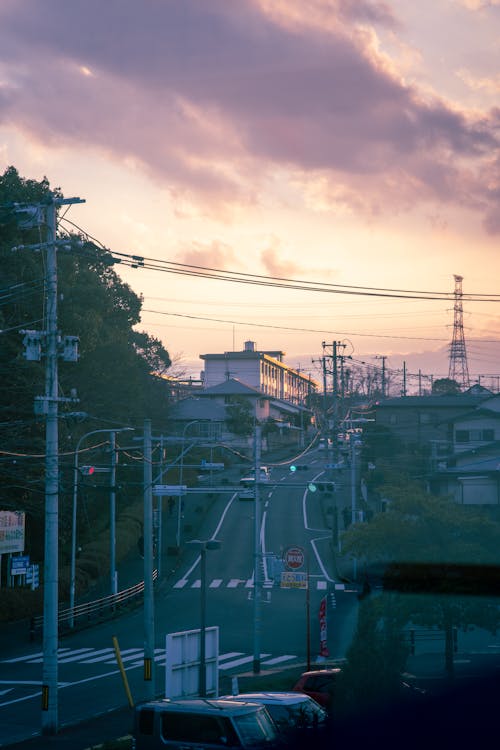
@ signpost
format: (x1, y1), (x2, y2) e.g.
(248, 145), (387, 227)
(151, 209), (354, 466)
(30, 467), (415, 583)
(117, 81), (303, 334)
(26, 564), (40, 591)
(282, 545), (311, 668)
(10, 555), (30, 575)
(280, 571), (307, 589)
(283, 546), (305, 570)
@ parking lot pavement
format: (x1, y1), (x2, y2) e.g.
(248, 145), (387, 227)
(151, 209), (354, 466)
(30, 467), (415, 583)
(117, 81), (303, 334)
(0, 706), (133, 750)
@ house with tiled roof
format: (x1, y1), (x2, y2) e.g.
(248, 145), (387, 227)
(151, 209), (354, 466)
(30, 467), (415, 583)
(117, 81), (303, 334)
(430, 393), (500, 505)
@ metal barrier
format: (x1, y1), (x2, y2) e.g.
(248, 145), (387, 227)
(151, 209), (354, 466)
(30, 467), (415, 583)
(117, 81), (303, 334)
(30, 570), (158, 640)
(405, 626), (457, 655)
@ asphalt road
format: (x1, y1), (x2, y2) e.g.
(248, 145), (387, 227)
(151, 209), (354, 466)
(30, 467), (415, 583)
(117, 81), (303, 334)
(1, 448), (354, 747)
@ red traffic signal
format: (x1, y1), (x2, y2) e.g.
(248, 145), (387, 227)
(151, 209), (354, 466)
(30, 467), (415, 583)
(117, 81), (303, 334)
(80, 466), (95, 476)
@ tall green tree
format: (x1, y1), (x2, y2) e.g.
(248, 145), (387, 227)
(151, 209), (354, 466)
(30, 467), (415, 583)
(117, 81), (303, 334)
(225, 396), (255, 436)
(0, 166), (173, 564)
(342, 478), (500, 679)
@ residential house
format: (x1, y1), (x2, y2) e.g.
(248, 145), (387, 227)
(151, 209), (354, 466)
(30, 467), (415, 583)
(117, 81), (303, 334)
(374, 386), (493, 448)
(430, 393), (500, 505)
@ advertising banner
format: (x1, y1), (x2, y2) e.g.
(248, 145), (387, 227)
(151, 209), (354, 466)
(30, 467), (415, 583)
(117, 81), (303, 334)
(319, 595), (330, 657)
(0, 511), (25, 554)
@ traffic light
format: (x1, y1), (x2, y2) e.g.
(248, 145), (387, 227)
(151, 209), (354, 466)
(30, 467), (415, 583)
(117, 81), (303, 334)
(308, 482), (336, 493)
(80, 465), (95, 476)
(289, 464), (308, 472)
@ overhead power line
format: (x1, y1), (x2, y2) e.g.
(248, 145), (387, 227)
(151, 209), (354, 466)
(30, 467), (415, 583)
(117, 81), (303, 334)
(58, 218), (500, 303)
(141, 308), (450, 342)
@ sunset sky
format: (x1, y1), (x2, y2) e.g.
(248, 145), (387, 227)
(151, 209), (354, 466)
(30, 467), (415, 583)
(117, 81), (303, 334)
(1, 0), (499, 389)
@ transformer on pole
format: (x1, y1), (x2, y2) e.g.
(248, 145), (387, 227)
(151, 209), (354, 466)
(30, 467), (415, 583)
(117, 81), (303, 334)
(448, 274), (470, 390)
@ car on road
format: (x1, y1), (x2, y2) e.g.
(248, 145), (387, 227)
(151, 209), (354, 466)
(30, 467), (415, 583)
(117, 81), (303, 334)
(238, 467), (272, 499)
(132, 697), (279, 749)
(241, 466), (271, 482)
(221, 692), (327, 741)
(238, 477), (256, 500)
(318, 438), (333, 451)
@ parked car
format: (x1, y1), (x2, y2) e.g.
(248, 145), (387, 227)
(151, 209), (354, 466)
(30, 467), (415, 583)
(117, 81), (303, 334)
(132, 697), (279, 749)
(221, 692), (327, 740)
(292, 668), (343, 710)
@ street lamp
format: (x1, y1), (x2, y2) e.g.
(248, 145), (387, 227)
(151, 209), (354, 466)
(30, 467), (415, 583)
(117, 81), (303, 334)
(70, 426), (133, 626)
(176, 420), (199, 548)
(187, 538), (221, 697)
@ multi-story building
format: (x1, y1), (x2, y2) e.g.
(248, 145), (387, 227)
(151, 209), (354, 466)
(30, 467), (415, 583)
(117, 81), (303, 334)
(200, 340), (316, 405)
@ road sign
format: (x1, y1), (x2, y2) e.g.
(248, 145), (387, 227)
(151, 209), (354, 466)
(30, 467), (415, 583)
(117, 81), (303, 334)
(199, 461), (224, 470)
(283, 546), (305, 570)
(153, 485), (187, 496)
(0, 511), (25, 554)
(10, 555), (30, 575)
(280, 571), (308, 589)
(25, 563), (40, 590)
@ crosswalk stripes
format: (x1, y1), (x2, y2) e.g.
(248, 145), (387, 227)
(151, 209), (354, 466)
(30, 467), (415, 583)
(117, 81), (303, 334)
(173, 576), (331, 590)
(1, 647), (299, 672)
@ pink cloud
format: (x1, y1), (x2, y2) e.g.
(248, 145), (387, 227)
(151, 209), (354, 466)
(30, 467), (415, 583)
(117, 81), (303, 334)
(0, 0), (498, 230)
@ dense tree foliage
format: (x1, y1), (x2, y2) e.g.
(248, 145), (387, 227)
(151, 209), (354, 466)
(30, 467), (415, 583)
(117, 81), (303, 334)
(225, 396), (255, 436)
(432, 377), (462, 395)
(0, 166), (172, 570)
(342, 476), (500, 678)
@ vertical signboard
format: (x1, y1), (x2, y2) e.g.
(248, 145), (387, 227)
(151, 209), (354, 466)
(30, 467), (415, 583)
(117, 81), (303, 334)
(0, 511), (25, 554)
(319, 595), (330, 658)
(165, 626), (219, 699)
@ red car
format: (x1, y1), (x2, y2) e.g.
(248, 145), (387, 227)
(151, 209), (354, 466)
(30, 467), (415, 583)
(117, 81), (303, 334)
(292, 669), (342, 710)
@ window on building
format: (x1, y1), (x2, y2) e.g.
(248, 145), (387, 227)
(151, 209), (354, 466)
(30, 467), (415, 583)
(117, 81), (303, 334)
(455, 428), (495, 443)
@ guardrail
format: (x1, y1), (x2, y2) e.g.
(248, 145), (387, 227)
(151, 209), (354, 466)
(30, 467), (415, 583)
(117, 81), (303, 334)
(30, 570), (158, 640)
(405, 626), (457, 655)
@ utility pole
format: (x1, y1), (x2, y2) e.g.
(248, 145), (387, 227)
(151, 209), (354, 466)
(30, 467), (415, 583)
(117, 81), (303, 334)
(376, 355), (387, 398)
(322, 356), (328, 432)
(41, 198), (59, 735)
(320, 341), (346, 456)
(253, 425), (262, 674)
(110, 431), (117, 595)
(14, 194), (85, 736)
(402, 361), (407, 397)
(143, 419), (156, 699)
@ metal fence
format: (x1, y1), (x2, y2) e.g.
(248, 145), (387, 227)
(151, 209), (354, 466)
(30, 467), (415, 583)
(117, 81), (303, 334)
(30, 570), (158, 640)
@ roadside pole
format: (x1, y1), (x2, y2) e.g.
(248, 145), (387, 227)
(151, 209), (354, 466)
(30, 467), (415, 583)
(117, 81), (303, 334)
(41, 197), (59, 735)
(143, 419), (156, 697)
(110, 431), (117, 595)
(253, 425), (262, 674)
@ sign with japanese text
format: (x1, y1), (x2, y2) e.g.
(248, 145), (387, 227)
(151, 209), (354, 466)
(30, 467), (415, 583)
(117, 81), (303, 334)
(280, 571), (308, 589)
(0, 511), (25, 554)
(319, 595), (330, 657)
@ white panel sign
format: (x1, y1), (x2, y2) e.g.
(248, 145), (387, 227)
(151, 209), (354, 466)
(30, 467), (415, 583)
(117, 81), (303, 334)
(165, 626), (219, 699)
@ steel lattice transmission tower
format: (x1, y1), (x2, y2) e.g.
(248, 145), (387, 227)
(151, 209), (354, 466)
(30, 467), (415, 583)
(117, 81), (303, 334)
(448, 274), (470, 389)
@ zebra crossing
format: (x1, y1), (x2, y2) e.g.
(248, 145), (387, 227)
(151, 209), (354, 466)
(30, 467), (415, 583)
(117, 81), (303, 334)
(1, 647), (299, 672)
(173, 576), (335, 591)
